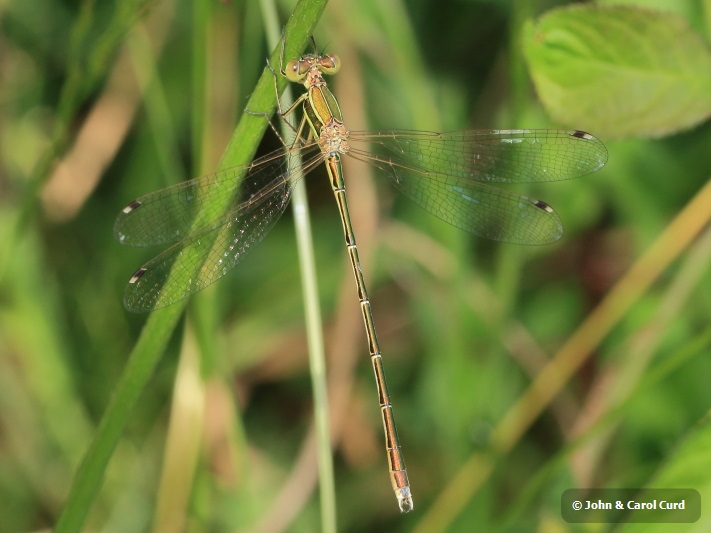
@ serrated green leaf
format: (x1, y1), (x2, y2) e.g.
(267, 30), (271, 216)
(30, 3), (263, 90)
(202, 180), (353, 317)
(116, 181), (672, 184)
(523, 5), (711, 139)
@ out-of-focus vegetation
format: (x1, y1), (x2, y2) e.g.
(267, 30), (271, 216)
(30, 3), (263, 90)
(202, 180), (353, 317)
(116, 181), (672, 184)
(1, 0), (711, 531)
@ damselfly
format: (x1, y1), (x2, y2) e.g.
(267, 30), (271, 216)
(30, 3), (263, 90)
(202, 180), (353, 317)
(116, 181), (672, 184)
(115, 48), (607, 513)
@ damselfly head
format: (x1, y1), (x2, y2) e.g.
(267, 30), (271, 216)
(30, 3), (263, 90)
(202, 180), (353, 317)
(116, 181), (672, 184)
(319, 54), (341, 74)
(285, 58), (308, 82)
(285, 53), (341, 83)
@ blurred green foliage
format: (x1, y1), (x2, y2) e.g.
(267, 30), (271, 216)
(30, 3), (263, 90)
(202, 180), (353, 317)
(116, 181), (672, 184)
(1, 0), (711, 532)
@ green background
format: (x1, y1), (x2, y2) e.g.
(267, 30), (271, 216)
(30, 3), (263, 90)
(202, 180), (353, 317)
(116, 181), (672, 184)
(1, 0), (711, 531)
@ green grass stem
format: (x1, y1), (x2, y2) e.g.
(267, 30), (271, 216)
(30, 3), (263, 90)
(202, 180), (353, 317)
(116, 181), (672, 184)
(260, 0), (337, 529)
(53, 2), (328, 531)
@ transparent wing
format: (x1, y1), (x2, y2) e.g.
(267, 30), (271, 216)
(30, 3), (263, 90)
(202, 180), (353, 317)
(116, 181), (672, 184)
(348, 129), (607, 183)
(117, 145), (324, 312)
(123, 179), (295, 312)
(114, 142), (321, 247)
(347, 129), (607, 244)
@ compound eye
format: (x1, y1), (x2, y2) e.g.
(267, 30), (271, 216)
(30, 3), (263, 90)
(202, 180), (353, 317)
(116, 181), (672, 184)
(320, 54), (341, 74)
(285, 59), (305, 81)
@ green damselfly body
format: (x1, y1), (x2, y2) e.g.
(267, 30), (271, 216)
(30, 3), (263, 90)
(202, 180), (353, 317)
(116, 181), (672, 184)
(115, 48), (607, 513)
